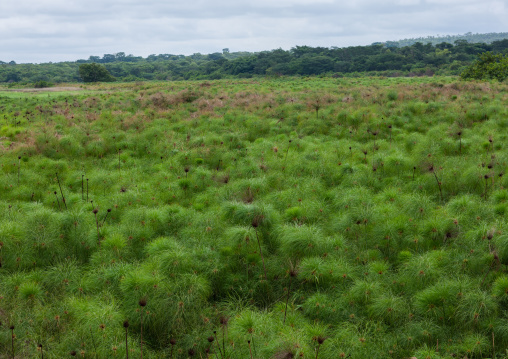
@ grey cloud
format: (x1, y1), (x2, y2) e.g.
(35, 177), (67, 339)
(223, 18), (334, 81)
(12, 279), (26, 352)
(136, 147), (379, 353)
(1, 0), (506, 63)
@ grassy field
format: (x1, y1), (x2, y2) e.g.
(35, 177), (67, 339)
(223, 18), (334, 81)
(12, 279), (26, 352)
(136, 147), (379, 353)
(0, 77), (508, 358)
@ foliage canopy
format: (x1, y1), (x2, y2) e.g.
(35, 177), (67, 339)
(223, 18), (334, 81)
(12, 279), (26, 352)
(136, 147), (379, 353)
(78, 63), (115, 82)
(461, 51), (508, 81)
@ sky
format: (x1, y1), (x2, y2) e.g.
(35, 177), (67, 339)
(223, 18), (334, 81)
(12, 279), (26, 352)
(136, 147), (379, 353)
(0, 0), (507, 64)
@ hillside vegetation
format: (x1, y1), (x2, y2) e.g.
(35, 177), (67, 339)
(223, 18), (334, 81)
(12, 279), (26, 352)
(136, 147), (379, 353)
(384, 32), (508, 48)
(1, 36), (508, 84)
(0, 77), (508, 358)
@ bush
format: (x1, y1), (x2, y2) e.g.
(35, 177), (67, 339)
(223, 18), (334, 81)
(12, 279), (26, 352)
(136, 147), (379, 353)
(78, 63), (115, 82)
(461, 52), (508, 82)
(33, 80), (53, 88)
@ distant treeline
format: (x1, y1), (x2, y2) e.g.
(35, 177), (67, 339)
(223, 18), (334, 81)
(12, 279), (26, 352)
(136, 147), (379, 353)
(1, 38), (508, 83)
(383, 32), (508, 48)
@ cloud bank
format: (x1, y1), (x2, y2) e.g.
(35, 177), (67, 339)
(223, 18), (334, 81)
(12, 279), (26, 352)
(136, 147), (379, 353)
(1, 0), (506, 63)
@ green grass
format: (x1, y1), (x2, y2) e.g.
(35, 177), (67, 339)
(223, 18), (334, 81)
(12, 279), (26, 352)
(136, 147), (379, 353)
(0, 76), (507, 358)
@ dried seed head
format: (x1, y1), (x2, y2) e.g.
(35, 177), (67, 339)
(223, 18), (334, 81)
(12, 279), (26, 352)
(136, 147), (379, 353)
(107, 208), (112, 213)
(188, 348), (195, 357)
(219, 316), (229, 326)
(207, 336), (214, 343)
(123, 320), (129, 328)
(70, 350), (77, 356)
(139, 299), (147, 307)
(92, 208), (98, 214)
(170, 338), (177, 345)
(9, 325), (14, 330)
(317, 336), (327, 345)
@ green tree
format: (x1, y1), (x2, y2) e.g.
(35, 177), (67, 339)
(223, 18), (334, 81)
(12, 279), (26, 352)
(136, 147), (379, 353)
(78, 63), (115, 82)
(461, 51), (508, 81)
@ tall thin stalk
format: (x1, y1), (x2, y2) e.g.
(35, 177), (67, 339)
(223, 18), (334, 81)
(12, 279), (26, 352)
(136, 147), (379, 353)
(93, 208), (100, 244)
(17, 156), (21, 185)
(433, 171), (443, 202)
(428, 165), (443, 202)
(123, 321), (129, 359)
(101, 208), (112, 227)
(492, 331), (495, 359)
(10, 325), (15, 359)
(219, 316), (229, 358)
(214, 331), (224, 359)
(283, 139), (292, 170)
(248, 340), (253, 359)
(252, 217), (267, 280)
(56, 172), (67, 209)
(207, 336), (215, 357)
(315, 337), (326, 359)
(169, 338), (176, 359)
(55, 191), (61, 210)
(457, 131), (462, 154)
(139, 299), (147, 359)
(284, 269), (297, 324)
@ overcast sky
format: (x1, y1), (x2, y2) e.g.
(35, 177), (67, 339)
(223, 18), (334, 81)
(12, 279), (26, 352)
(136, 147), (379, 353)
(1, 0), (506, 63)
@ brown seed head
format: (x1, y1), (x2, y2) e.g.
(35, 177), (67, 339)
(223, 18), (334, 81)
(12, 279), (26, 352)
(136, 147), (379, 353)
(219, 315), (229, 326)
(139, 299), (147, 307)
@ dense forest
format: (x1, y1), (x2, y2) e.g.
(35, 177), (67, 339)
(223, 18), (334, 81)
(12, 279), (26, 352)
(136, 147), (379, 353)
(384, 32), (508, 48)
(1, 36), (508, 84)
